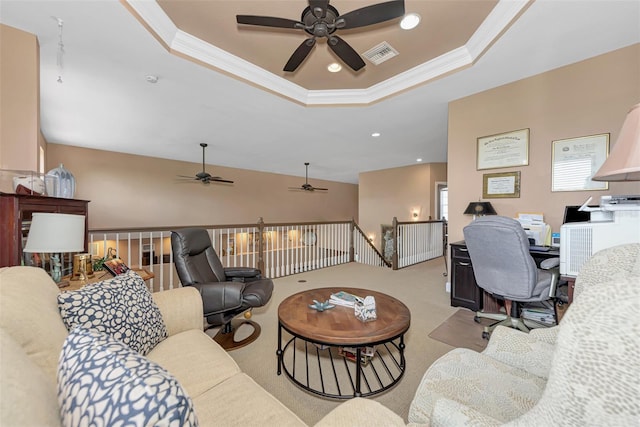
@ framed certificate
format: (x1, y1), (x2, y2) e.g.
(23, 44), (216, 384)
(552, 134), (609, 192)
(477, 128), (529, 170)
(483, 171), (521, 198)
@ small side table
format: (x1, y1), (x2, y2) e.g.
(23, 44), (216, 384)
(59, 268), (154, 291)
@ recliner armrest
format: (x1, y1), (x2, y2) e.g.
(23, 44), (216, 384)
(223, 267), (262, 280)
(190, 281), (245, 316)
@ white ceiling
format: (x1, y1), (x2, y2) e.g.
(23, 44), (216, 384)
(1, 0), (638, 184)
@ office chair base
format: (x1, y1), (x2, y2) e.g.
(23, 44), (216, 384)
(212, 318), (262, 351)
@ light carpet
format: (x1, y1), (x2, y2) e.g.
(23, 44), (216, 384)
(224, 259), (464, 426)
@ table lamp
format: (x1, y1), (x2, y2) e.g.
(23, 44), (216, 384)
(463, 201), (497, 220)
(592, 103), (640, 182)
(23, 213), (85, 284)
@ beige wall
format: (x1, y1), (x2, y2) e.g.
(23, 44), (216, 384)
(0, 24), (42, 172)
(47, 144), (359, 229)
(448, 44), (640, 246)
(358, 163), (447, 247)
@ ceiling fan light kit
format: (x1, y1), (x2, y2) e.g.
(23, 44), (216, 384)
(236, 0), (406, 73)
(289, 162), (328, 192)
(176, 143), (234, 185)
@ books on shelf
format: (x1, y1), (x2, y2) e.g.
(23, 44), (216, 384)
(329, 291), (362, 308)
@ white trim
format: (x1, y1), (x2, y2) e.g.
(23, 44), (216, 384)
(125, 0), (530, 106)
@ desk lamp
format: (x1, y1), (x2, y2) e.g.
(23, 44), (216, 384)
(592, 103), (640, 182)
(463, 201), (497, 220)
(23, 213), (85, 284)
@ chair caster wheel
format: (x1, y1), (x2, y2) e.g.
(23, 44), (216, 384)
(482, 331), (490, 340)
(473, 316), (480, 323)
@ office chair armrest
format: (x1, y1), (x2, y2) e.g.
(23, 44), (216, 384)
(190, 281), (244, 316)
(223, 267), (262, 280)
(540, 257), (560, 269)
(431, 398), (501, 427)
(482, 325), (556, 379)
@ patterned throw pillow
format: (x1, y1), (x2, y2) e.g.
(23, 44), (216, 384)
(58, 327), (198, 426)
(57, 270), (167, 355)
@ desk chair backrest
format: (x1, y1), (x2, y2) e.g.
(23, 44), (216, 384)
(463, 216), (539, 299)
(171, 228), (226, 285)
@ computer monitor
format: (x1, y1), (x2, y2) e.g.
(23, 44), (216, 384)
(563, 205), (597, 224)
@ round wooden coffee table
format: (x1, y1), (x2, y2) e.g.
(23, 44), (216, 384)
(277, 287), (411, 399)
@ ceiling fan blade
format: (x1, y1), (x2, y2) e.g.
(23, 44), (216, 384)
(308, 0), (329, 18)
(211, 178), (234, 184)
(284, 38), (316, 72)
(338, 0), (405, 30)
(328, 36), (365, 71)
(236, 15), (302, 29)
(312, 187), (328, 191)
(177, 175), (198, 179)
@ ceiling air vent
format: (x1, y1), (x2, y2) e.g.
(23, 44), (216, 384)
(362, 42), (399, 65)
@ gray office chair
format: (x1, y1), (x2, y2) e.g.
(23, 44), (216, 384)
(463, 216), (559, 339)
(171, 228), (274, 350)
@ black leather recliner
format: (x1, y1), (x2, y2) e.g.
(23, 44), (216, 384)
(171, 228), (274, 350)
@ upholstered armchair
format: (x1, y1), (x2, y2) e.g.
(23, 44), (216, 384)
(408, 243), (640, 426)
(171, 228), (274, 350)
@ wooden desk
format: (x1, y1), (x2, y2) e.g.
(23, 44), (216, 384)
(59, 268), (154, 291)
(450, 241), (560, 312)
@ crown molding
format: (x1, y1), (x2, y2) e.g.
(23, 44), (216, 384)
(125, 0), (530, 106)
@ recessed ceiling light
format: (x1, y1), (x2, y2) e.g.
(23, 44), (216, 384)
(145, 75), (159, 83)
(416, 158), (423, 162)
(371, 132), (381, 137)
(327, 63), (342, 73)
(400, 13), (421, 30)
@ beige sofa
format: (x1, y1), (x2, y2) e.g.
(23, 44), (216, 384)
(0, 266), (405, 427)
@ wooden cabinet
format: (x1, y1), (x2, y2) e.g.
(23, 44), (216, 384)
(0, 193), (89, 268)
(450, 241), (483, 311)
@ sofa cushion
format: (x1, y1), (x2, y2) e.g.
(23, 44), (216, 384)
(0, 329), (61, 427)
(147, 329), (241, 398)
(57, 270), (167, 355)
(57, 327), (198, 427)
(191, 373), (306, 427)
(0, 266), (69, 382)
(408, 347), (546, 424)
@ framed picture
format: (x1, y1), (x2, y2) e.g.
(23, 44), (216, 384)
(552, 133), (609, 192)
(103, 258), (130, 276)
(483, 171), (521, 199)
(477, 128), (529, 170)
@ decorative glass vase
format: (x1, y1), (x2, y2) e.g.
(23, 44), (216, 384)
(46, 163), (75, 198)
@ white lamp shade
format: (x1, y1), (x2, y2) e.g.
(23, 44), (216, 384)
(23, 213), (85, 253)
(592, 103), (640, 181)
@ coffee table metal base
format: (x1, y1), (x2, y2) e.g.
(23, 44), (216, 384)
(277, 325), (406, 399)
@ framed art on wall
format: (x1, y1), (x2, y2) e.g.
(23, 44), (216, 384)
(482, 171), (521, 198)
(551, 133), (609, 192)
(477, 128), (529, 170)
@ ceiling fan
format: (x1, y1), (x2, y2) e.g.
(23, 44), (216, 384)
(289, 163), (328, 192)
(177, 143), (234, 184)
(236, 0), (405, 72)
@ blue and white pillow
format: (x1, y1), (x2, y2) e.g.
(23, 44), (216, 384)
(57, 270), (167, 355)
(58, 327), (198, 427)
